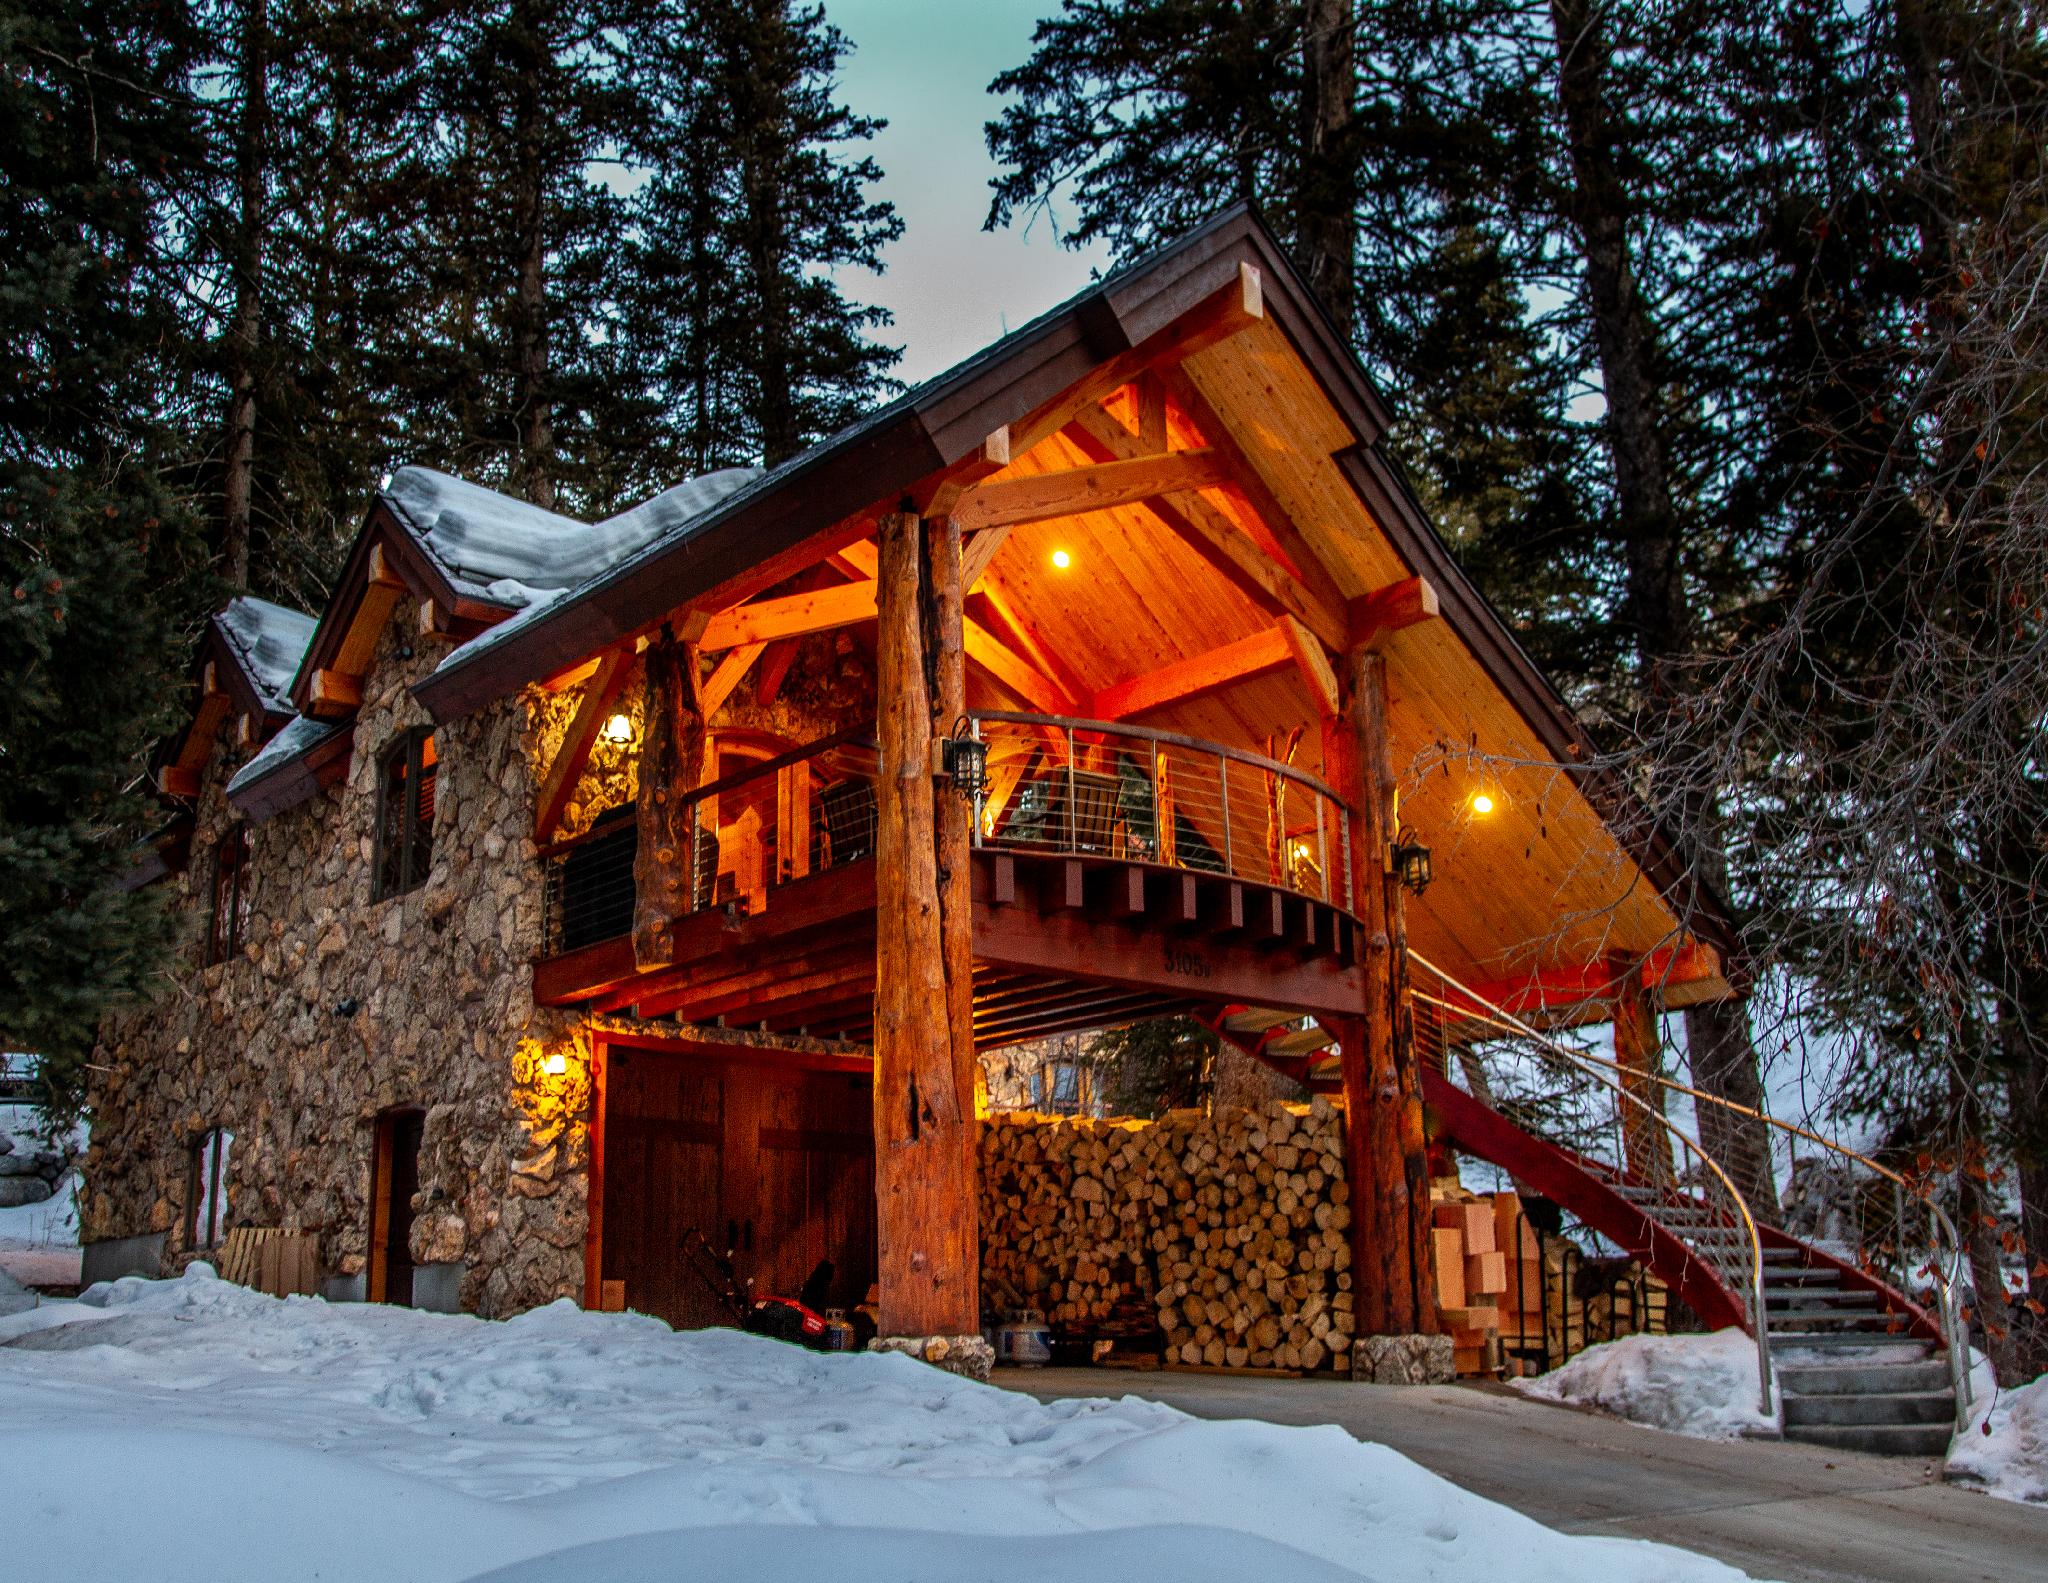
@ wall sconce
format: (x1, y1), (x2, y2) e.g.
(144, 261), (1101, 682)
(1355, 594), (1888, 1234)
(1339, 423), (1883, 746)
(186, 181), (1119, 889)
(601, 712), (635, 745)
(1389, 827), (1433, 896)
(542, 1052), (568, 1077)
(936, 717), (988, 802)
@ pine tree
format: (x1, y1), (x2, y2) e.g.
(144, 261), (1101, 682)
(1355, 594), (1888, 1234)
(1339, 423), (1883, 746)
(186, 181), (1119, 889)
(0, 0), (214, 1124)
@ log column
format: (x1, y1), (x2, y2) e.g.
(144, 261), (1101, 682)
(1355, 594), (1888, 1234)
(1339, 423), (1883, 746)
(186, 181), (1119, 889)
(632, 629), (707, 969)
(872, 510), (984, 1371)
(1323, 644), (1436, 1349)
(1609, 955), (1676, 1186)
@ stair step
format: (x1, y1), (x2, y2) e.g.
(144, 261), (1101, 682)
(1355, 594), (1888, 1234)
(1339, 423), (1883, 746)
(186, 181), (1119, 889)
(1781, 1421), (1952, 1457)
(1764, 1270), (1844, 1288)
(1776, 1359), (1951, 1395)
(1767, 1290), (1878, 1310)
(1769, 1331), (1932, 1350)
(1782, 1389), (1956, 1427)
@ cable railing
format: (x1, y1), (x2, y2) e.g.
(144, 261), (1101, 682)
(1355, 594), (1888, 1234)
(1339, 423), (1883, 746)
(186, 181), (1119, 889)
(1407, 948), (1778, 1416)
(540, 730), (879, 954)
(968, 710), (1352, 907)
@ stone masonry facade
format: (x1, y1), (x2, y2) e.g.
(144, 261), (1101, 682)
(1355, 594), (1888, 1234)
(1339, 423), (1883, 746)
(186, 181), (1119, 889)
(85, 609), (597, 1316)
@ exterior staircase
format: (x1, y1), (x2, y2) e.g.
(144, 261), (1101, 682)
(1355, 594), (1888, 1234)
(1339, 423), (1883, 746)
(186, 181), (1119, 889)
(1200, 974), (1969, 1455)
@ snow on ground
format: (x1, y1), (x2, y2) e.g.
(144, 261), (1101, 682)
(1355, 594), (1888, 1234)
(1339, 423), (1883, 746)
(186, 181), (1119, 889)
(1948, 1360), (2048, 1505)
(0, 1267), (1774, 1583)
(1511, 1329), (1779, 1440)
(0, 1102), (82, 1290)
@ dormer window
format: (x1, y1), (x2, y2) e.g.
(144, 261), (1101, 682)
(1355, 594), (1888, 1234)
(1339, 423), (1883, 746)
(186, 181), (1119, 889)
(374, 728), (437, 901)
(205, 826), (251, 965)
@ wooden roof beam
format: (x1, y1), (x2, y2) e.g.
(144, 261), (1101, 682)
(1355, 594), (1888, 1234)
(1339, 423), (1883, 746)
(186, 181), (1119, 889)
(699, 579), (877, 650)
(306, 668), (363, 717)
(1154, 365), (1351, 620)
(1348, 575), (1440, 649)
(1063, 405), (1346, 648)
(1006, 261), (1265, 457)
(1087, 625), (1294, 721)
(533, 649), (631, 843)
(700, 642), (766, 718)
(950, 449), (1229, 533)
(916, 427), (1011, 518)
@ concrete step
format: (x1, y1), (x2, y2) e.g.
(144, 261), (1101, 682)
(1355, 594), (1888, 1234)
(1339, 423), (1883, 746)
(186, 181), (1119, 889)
(1782, 1389), (1956, 1427)
(1781, 1421), (1952, 1457)
(1777, 1359), (1951, 1395)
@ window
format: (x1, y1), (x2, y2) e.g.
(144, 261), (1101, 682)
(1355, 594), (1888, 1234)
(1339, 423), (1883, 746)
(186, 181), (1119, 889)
(205, 826), (251, 966)
(374, 728), (437, 900)
(186, 1127), (232, 1250)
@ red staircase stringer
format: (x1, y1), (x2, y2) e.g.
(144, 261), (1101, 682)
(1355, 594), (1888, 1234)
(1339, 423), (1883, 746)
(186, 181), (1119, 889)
(1421, 1068), (1750, 1332)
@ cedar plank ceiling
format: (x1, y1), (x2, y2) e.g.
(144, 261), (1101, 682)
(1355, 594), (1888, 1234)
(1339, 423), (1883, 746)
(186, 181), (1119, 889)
(950, 319), (1715, 1003)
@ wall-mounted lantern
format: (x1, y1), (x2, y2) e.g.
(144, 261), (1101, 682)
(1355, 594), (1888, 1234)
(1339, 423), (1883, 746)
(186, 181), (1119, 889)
(1389, 826), (1433, 896)
(937, 717), (988, 802)
(601, 712), (635, 745)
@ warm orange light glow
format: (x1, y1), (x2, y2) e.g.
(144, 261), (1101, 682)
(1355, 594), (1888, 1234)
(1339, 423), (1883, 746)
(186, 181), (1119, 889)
(1050, 548), (1073, 570)
(1471, 793), (1496, 815)
(601, 712), (634, 744)
(542, 1052), (568, 1076)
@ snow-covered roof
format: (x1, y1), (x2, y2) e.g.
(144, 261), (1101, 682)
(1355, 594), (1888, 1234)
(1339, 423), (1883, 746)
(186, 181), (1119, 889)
(224, 712), (342, 799)
(215, 596), (317, 714)
(384, 466), (761, 610)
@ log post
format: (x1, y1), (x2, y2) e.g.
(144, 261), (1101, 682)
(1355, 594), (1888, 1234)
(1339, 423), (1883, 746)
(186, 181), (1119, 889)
(1609, 955), (1676, 1186)
(873, 510), (982, 1356)
(632, 631), (706, 969)
(923, 514), (981, 1129)
(1324, 644), (1435, 1340)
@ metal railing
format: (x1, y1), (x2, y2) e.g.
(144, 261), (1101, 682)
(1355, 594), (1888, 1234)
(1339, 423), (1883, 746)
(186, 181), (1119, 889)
(968, 711), (1352, 907)
(540, 730), (880, 954)
(1407, 949), (1778, 1416)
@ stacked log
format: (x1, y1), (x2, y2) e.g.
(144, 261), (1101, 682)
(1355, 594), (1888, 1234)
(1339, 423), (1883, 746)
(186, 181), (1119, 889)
(980, 1098), (1354, 1372)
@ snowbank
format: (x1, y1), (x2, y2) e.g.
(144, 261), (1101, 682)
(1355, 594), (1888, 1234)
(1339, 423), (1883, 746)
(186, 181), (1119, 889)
(1512, 1329), (1778, 1440)
(0, 1269), (1770, 1583)
(1948, 1365), (2048, 1504)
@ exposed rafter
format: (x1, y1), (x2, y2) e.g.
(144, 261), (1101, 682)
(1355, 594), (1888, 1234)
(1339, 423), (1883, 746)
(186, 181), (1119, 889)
(533, 650), (631, 843)
(1005, 261), (1266, 457)
(1063, 404), (1346, 648)
(950, 449), (1228, 533)
(1348, 575), (1440, 649)
(917, 427), (1011, 517)
(1086, 625), (1294, 721)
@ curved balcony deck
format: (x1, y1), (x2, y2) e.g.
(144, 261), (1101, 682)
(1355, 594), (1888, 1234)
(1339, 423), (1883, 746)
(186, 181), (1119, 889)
(534, 712), (1368, 1045)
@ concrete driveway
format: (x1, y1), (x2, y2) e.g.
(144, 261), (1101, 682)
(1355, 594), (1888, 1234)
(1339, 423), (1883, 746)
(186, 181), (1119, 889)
(1012, 1367), (2045, 1583)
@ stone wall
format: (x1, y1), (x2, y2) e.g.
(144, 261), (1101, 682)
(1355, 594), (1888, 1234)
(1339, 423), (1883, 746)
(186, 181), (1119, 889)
(86, 609), (593, 1316)
(979, 1099), (1357, 1372)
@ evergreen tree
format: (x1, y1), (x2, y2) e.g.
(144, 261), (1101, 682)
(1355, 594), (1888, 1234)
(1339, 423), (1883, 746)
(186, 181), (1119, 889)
(0, 0), (214, 1123)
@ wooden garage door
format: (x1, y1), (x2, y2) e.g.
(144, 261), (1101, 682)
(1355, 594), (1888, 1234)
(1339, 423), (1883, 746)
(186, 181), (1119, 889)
(599, 1049), (875, 1328)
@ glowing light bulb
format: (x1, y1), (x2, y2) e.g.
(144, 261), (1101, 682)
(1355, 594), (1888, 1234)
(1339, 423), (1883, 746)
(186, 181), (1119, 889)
(1472, 793), (1495, 815)
(601, 713), (634, 744)
(542, 1053), (568, 1076)
(1050, 548), (1072, 570)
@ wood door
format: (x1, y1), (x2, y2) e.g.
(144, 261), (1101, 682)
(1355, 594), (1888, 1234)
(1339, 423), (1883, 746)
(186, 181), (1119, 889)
(597, 1049), (875, 1327)
(746, 1067), (876, 1311)
(369, 1108), (424, 1305)
(599, 1049), (729, 1329)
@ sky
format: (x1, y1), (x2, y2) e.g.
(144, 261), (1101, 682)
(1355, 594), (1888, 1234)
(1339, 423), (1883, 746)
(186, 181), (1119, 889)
(823, 0), (1113, 386)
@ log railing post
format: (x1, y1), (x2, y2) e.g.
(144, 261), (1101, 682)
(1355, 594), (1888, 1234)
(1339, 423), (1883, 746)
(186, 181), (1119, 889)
(873, 510), (982, 1358)
(632, 629), (706, 969)
(1324, 644), (1436, 1344)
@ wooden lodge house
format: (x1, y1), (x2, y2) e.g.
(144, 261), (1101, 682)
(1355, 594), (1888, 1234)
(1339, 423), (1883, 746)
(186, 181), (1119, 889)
(86, 208), (1734, 1369)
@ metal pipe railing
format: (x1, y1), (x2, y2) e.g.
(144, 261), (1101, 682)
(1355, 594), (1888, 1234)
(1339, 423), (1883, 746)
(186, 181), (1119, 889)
(1408, 948), (1778, 1418)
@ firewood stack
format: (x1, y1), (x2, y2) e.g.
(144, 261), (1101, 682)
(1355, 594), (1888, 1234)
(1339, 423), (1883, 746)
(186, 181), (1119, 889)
(980, 1098), (1354, 1372)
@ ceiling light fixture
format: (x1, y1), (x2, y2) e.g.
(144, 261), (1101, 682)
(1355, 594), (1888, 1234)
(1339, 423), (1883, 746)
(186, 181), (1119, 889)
(1050, 548), (1072, 570)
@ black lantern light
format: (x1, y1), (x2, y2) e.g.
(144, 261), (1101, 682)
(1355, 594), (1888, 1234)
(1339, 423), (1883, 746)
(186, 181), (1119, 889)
(939, 716), (989, 802)
(1390, 825), (1433, 896)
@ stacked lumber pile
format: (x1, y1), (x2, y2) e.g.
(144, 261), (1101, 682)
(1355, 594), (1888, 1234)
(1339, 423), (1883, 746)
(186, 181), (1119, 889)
(980, 1098), (1354, 1372)
(1429, 1183), (1515, 1375)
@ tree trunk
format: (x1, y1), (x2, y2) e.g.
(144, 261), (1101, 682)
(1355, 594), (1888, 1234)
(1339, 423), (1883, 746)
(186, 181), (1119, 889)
(1298, 0), (1357, 333)
(632, 634), (705, 969)
(221, 0), (268, 590)
(511, 0), (554, 510)
(1549, 0), (1778, 1200)
(1955, 1066), (2021, 1384)
(922, 515), (982, 1127)
(873, 510), (979, 1338)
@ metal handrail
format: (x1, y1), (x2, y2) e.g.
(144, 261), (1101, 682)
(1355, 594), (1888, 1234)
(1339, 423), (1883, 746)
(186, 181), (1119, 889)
(1408, 949), (1777, 1417)
(1441, 996), (1975, 1425)
(968, 709), (1345, 800)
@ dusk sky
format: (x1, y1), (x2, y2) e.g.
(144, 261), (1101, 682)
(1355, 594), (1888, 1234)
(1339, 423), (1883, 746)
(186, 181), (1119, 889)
(826, 0), (1113, 385)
